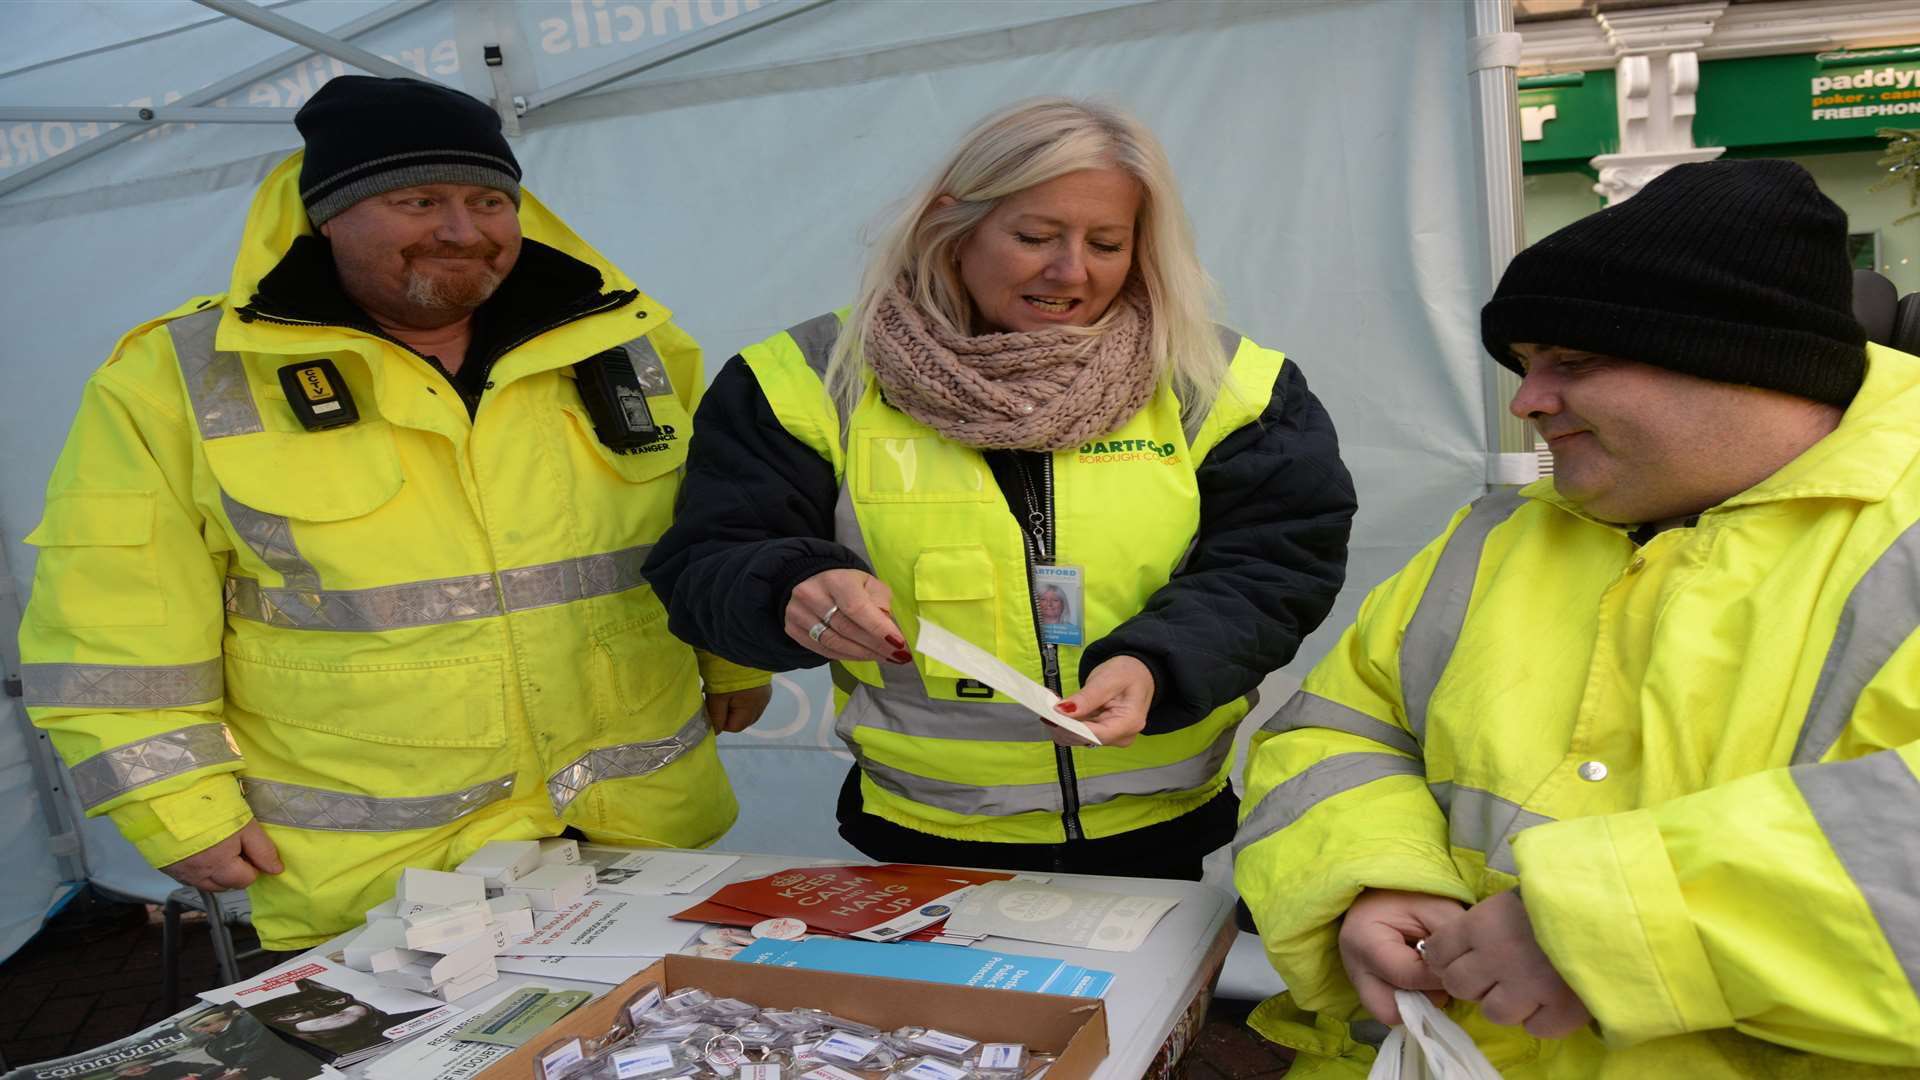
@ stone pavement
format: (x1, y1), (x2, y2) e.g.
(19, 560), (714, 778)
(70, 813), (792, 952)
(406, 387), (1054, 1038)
(0, 887), (1294, 1077)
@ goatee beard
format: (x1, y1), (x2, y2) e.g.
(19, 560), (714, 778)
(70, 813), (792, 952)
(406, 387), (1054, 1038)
(404, 266), (503, 311)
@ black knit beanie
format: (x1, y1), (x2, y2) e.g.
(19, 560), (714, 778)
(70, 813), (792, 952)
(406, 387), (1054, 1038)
(295, 76), (522, 226)
(1482, 159), (1865, 407)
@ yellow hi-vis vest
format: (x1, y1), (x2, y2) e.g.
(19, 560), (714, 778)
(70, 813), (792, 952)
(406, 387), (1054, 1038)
(741, 313), (1283, 843)
(19, 153), (759, 949)
(1234, 344), (1920, 1077)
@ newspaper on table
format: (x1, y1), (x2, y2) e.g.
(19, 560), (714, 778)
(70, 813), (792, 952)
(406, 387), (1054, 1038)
(944, 881), (1179, 953)
(0, 1001), (340, 1080)
(200, 951), (462, 1065)
(914, 617), (1102, 745)
(505, 893), (707, 957)
(577, 844), (738, 895)
(494, 951), (662, 984)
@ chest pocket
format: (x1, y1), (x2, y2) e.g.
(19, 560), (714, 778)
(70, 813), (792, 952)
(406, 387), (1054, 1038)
(912, 546), (1000, 682)
(203, 421), (404, 526)
(559, 382), (691, 485)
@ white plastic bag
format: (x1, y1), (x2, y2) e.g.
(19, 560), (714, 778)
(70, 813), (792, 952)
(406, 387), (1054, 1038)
(1366, 991), (1503, 1079)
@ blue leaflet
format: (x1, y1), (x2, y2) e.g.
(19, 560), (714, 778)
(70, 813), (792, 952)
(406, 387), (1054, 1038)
(732, 937), (1113, 998)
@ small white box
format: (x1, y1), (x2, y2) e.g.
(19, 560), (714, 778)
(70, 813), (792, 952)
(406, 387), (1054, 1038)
(503, 862), (594, 911)
(398, 867), (486, 907)
(375, 944), (496, 992)
(402, 901), (491, 950)
(420, 962), (499, 1003)
(343, 918), (409, 973)
(537, 838), (580, 866)
(456, 841), (541, 888)
(487, 894), (535, 938)
(363, 898), (398, 920)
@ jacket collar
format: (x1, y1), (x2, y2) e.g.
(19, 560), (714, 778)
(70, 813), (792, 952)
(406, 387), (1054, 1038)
(237, 233), (628, 369)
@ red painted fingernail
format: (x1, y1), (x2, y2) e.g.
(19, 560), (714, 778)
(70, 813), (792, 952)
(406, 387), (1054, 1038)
(1057, 702), (1078, 714)
(886, 635), (906, 648)
(892, 650), (912, 663)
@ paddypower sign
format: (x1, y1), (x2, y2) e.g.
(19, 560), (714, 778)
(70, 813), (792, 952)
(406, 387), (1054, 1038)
(1697, 47), (1920, 148)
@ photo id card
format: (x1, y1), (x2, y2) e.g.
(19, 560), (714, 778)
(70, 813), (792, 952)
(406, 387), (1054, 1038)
(1032, 564), (1084, 647)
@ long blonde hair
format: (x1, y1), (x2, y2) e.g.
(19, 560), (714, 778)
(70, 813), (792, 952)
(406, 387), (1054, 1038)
(825, 98), (1229, 432)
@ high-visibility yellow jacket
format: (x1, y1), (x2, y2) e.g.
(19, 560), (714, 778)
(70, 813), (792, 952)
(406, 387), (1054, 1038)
(18, 153), (764, 950)
(730, 316), (1305, 843)
(1234, 343), (1920, 1078)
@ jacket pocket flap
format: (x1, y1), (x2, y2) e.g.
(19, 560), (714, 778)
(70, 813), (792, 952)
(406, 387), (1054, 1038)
(26, 491), (155, 547)
(559, 398), (690, 485)
(913, 547), (997, 601)
(202, 422), (404, 522)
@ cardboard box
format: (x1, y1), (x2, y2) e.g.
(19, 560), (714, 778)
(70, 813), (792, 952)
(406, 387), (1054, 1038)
(399, 866), (487, 907)
(503, 863), (594, 911)
(458, 840), (543, 888)
(538, 838), (580, 865)
(342, 918), (408, 973)
(380, 934), (496, 988)
(489, 894), (536, 938)
(403, 903), (492, 949)
(473, 954), (1107, 1080)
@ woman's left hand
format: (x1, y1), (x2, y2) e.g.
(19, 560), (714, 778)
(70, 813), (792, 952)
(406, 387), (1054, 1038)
(1052, 655), (1153, 747)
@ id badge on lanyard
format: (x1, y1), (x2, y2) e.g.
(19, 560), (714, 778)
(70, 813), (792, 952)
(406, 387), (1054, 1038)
(1032, 563), (1085, 647)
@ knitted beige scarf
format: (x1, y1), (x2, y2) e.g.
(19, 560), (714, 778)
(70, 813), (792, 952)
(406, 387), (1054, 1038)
(864, 283), (1159, 451)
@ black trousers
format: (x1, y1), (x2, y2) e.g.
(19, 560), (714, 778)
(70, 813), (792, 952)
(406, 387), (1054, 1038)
(834, 764), (1239, 881)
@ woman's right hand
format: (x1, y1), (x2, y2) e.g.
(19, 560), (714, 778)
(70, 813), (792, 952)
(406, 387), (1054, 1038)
(787, 569), (913, 664)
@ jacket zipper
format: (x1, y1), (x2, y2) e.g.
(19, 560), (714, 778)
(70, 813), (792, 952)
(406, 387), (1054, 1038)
(1013, 452), (1085, 844)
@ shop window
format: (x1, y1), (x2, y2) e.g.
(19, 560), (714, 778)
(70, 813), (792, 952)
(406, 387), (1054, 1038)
(1848, 231), (1879, 271)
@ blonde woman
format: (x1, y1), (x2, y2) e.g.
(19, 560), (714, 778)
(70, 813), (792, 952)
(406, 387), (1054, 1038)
(645, 100), (1355, 878)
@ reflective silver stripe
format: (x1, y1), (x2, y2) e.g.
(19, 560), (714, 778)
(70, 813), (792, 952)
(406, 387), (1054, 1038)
(1216, 324), (1243, 362)
(1795, 750), (1920, 996)
(244, 773), (515, 831)
(841, 680), (1058, 742)
(227, 572), (500, 630)
(21, 659), (223, 709)
(1429, 782), (1554, 875)
(1078, 727), (1236, 802)
(1232, 752), (1424, 858)
(498, 544), (654, 612)
(1183, 324), (1247, 448)
(1792, 518), (1920, 765)
(546, 708), (710, 815)
(788, 312), (842, 379)
(224, 544), (654, 630)
(70, 723), (242, 810)
(830, 480), (919, 701)
(170, 306), (264, 440)
(1402, 490), (1526, 743)
(853, 729), (1233, 819)
(221, 491), (320, 590)
(624, 336), (674, 396)
(1261, 690), (1420, 759)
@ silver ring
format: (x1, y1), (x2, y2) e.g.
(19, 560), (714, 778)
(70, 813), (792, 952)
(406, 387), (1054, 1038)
(1415, 938), (1429, 960)
(821, 604), (841, 630)
(807, 620), (829, 642)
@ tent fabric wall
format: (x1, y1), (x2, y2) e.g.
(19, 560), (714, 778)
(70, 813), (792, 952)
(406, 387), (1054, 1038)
(0, 0), (1495, 960)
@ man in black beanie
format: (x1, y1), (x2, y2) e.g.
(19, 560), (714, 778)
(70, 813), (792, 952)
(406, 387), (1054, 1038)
(18, 75), (771, 953)
(1237, 159), (1920, 1077)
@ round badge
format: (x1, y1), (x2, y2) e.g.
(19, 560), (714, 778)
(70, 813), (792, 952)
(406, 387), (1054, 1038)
(752, 917), (809, 940)
(700, 927), (756, 946)
(691, 943), (743, 959)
